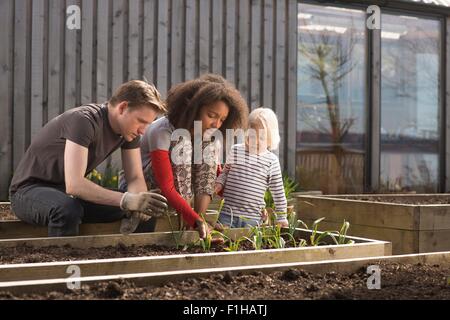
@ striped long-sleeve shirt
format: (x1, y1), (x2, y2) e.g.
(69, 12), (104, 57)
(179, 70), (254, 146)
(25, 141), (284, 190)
(216, 143), (287, 223)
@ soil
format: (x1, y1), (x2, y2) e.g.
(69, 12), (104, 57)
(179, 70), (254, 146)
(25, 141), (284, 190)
(0, 205), (17, 221)
(0, 243), (221, 264)
(340, 196), (450, 205)
(0, 238), (322, 265)
(0, 262), (449, 300)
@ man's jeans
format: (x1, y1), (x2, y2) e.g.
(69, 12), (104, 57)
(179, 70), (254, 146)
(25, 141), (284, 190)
(11, 184), (156, 237)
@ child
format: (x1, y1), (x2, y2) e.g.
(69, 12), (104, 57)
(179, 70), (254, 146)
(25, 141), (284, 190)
(215, 108), (288, 228)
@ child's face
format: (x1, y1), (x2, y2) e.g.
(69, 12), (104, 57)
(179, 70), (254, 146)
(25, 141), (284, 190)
(247, 120), (268, 154)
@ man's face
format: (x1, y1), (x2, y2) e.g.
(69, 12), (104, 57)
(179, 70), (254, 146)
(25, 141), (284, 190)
(118, 104), (158, 142)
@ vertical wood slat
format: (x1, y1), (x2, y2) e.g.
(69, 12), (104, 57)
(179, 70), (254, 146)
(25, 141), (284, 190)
(287, 0), (298, 178)
(225, 0), (237, 85)
(81, 0), (95, 104)
(199, 0), (210, 75)
(64, 0), (80, 111)
(31, 0), (46, 136)
(370, 26), (382, 191)
(212, 0), (224, 75)
(446, 17), (450, 191)
(0, 0), (14, 200)
(96, 0), (110, 103)
(262, 0), (274, 107)
(157, 0), (169, 96)
(238, 0), (250, 102)
(250, 0), (262, 109)
(274, 0), (286, 167)
(171, 0), (184, 85)
(48, 0), (64, 121)
(13, 0), (32, 168)
(185, 0), (197, 80)
(111, 0), (126, 92)
(0, 0), (299, 198)
(143, 0), (156, 84)
(128, 0), (142, 80)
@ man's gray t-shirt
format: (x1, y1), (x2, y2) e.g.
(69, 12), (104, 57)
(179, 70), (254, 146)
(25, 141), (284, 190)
(9, 103), (140, 196)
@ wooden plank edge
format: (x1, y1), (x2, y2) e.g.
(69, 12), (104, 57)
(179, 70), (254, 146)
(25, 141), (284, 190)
(1, 250), (448, 295)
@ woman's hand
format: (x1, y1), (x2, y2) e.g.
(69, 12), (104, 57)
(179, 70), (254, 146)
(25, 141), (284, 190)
(214, 183), (223, 195)
(194, 218), (225, 244)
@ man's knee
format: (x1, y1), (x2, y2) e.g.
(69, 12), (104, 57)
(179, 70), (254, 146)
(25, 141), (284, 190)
(48, 196), (84, 236)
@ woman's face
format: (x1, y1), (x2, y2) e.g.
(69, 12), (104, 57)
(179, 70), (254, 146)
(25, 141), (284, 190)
(198, 101), (229, 133)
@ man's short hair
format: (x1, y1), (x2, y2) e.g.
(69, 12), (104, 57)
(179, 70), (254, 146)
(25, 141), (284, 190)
(109, 80), (167, 113)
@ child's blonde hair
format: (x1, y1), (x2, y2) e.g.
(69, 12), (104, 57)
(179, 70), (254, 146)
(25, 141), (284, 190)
(248, 107), (280, 151)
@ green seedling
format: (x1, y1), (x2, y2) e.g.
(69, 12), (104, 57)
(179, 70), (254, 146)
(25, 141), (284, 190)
(220, 232), (245, 252)
(330, 220), (355, 245)
(244, 225), (264, 250)
(282, 213), (309, 247)
(266, 224), (286, 249)
(166, 211), (188, 250)
(309, 217), (331, 246)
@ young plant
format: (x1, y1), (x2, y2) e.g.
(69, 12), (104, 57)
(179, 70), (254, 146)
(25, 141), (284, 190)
(265, 224), (286, 249)
(283, 213), (309, 247)
(166, 211), (187, 250)
(309, 217), (331, 246)
(221, 233), (245, 252)
(330, 220), (355, 245)
(217, 198), (225, 213)
(244, 225), (264, 250)
(198, 233), (212, 252)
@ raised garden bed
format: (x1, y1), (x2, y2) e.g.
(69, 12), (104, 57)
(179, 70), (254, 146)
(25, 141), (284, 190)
(1, 251), (449, 300)
(0, 228), (390, 294)
(296, 194), (450, 254)
(0, 201), (218, 238)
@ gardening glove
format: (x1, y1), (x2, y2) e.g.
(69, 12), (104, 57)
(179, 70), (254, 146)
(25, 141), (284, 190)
(120, 211), (154, 235)
(120, 190), (168, 217)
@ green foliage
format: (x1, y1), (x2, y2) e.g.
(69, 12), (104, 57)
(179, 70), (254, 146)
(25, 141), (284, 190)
(221, 232), (245, 252)
(330, 220), (355, 245)
(86, 164), (119, 189)
(244, 225), (265, 250)
(309, 217), (332, 246)
(264, 173), (299, 209)
(284, 213), (309, 247)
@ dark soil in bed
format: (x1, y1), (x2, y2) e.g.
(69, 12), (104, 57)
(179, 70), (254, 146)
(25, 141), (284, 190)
(1, 262), (449, 300)
(0, 205), (16, 221)
(0, 243), (225, 264)
(0, 239), (310, 264)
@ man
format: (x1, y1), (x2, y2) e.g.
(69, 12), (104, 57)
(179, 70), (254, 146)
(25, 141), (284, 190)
(9, 80), (168, 237)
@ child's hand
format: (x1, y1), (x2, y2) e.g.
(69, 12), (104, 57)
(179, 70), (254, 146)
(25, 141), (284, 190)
(214, 183), (224, 195)
(276, 219), (289, 228)
(261, 208), (268, 223)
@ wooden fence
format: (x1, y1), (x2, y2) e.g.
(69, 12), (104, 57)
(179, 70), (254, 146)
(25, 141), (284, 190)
(0, 0), (298, 200)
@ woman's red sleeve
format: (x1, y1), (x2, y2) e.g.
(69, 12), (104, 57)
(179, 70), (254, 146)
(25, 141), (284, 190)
(150, 150), (200, 227)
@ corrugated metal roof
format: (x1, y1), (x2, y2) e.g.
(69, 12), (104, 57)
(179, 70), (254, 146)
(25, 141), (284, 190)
(402, 0), (450, 7)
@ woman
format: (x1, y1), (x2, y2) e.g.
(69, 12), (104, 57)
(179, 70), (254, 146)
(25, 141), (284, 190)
(126, 74), (249, 237)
